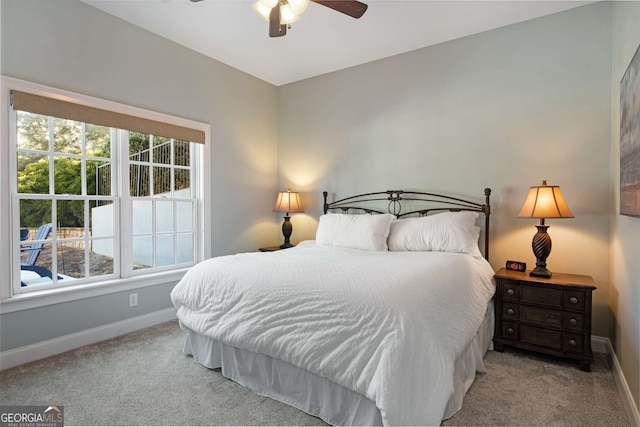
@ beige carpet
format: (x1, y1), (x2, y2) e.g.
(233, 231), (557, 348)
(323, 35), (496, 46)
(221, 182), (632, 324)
(0, 320), (631, 426)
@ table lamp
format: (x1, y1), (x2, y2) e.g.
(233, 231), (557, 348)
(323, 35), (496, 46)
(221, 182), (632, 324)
(518, 180), (574, 278)
(273, 189), (304, 249)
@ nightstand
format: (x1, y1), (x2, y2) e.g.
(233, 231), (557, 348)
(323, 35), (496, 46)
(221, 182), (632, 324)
(259, 245), (294, 252)
(493, 268), (596, 371)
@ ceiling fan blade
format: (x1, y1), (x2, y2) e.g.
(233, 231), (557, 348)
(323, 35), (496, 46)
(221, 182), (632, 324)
(311, 0), (368, 19)
(269, 4), (287, 38)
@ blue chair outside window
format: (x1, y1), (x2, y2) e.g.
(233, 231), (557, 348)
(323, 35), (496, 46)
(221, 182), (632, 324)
(20, 223), (61, 286)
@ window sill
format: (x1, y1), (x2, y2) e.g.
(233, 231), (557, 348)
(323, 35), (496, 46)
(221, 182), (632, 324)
(0, 269), (188, 314)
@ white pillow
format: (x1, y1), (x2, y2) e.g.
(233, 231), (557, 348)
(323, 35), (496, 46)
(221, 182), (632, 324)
(387, 211), (482, 256)
(316, 213), (395, 251)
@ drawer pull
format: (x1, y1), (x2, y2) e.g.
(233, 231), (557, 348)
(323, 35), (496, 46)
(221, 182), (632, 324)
(569, 318), (577, 326)
(507, 289), (515, 296)
(569, 297), (578, 304)
(507, 308), (514, 315)
(506, 328), (514, 335)
(569, 339), (577, 347)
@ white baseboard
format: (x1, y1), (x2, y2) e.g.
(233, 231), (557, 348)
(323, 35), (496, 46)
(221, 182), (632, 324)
(0, 307), (177, 371)
(591, 335), (609, 354)
(592, 335), (640, 427)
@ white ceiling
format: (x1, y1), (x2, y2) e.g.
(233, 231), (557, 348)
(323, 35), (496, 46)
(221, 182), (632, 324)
(82, 0), (592, 86)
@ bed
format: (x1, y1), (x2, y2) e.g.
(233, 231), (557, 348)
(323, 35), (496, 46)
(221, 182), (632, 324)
(171, 189), (495, 426)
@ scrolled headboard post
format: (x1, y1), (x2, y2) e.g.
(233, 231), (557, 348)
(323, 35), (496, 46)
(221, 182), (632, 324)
(484, 188), (491, 261)
(323, 191), (329, 214)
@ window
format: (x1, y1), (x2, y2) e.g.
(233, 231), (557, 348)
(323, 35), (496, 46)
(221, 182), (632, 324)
(8, 85), (207, 295)
(127, 132), (196, 270)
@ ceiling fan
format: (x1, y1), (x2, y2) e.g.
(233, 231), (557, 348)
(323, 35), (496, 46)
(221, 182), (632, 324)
(190, 0), (368, 38)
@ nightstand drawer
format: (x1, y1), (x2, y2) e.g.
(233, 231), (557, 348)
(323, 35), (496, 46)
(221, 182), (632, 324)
(501, 281), (520, 301)
(520, 306), (562, 329)
(521, 285), (562, 308)
(562, 312), (584, 331)
(502, 322), (519, 340)
(502, 304), (519, 320)
(563, 333), (584, 353)
(520, 325), (562, 349)
(563, 290), (585, 310)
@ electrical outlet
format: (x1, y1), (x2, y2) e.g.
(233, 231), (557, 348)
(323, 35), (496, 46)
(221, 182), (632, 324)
(129, 293), (138, 307)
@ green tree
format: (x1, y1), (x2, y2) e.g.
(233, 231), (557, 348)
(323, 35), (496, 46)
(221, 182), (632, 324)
(17, 114), (110, 227)
(18, 158), (51, 227)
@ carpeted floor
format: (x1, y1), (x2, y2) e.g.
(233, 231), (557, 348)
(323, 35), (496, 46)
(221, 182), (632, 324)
(0, 320), (630, 426)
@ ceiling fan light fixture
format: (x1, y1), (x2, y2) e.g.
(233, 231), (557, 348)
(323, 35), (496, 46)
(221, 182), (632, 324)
(251, 1), (273, 21)
(247, 0), (369, 37)
(279, 2), (300, 25)
(257, 0), (279, 8)
(288, 0), (309, 15)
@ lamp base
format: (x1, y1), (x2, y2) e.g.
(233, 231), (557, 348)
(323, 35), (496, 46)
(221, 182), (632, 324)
(280, 215), (293, 249)
(530, 224), (552, 278)
(530, 267), (552, 278)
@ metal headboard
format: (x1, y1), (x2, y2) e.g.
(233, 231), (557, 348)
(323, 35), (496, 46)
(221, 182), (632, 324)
(323, 188), (492, 261)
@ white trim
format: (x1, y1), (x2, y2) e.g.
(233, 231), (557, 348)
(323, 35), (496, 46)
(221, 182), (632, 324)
(0, 81), (11, 300)
(591, 335), (608, 354)
(2, 76), (208, 132)
(592, 335), (640, 427)
(0, 307), (177, 371)
(0, 269), (186, 314)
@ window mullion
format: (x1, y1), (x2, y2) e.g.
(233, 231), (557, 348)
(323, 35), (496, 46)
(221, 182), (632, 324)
(170, 139), (175, 196)
(51, 198), (58, 284)
(152, 200), (157, 268)
(6, 105), (18, 298)
(48, 117), (54, 196)
(84, 199), (90, 279)
(81, 123), (87, 196)
(119, 129), (132, 278)
(110, 128), (121, 278)
(171, 140), (176, 265)
(48, 117), (59, 284)
(149, 135), (154, 197)
(173, 201), (178, 265)
(194, 143), (204, 261)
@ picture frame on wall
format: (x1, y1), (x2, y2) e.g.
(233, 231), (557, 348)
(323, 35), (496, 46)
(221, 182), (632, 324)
(620, 43), (640, 217)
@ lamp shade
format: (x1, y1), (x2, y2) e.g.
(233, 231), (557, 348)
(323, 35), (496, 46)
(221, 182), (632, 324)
(518, 180), (574, 219)
(273, 189), (304, 214)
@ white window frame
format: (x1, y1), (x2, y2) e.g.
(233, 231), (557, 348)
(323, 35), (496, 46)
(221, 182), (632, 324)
(0, 76), (211, 311)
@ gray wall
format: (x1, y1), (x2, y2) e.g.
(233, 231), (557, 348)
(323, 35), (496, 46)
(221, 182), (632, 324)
(278, 3), (613, 337)
(0, 0), (279, 351)
(610, 1), (640, 412)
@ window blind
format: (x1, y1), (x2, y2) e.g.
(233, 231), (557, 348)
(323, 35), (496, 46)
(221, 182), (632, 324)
(11, 90), (205, 144)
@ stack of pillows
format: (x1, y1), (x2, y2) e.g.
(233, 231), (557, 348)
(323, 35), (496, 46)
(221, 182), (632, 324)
(315, 211), (482, 257)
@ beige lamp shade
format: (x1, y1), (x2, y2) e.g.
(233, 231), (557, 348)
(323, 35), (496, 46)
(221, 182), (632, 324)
(518, 180), (574, 219)
(273, 189), (304, 214)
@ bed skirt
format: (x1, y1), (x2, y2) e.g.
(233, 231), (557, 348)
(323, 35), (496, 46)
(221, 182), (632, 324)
(182, 300), (494, 426)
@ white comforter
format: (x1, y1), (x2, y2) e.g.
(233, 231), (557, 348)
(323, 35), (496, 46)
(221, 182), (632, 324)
(171, 241), (495, 426)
